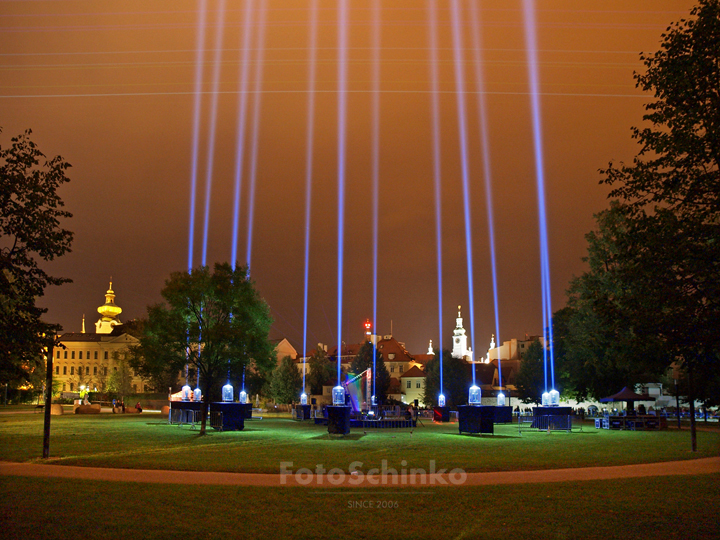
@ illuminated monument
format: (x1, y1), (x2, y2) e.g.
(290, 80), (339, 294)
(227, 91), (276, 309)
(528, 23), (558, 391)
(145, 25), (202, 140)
(95, 281), (123, 334)
(451, 306), (471, 360)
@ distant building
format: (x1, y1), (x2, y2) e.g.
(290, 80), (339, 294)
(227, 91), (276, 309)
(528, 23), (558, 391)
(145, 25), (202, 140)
(53, 283), (145, 395)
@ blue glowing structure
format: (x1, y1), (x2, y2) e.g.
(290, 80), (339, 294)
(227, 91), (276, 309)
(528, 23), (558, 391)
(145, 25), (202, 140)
(549, 389), (560, 407)
(468, 385), (481, 406)
(239, 390), (248, 404)
(300, 393), (308, 406)
(193, 386), (202, 402)
(181, 384), (192, 401)
(222, 382), (233, 402)
(332, 385), (345, 406)
(541, 391), (550, 407)
(497, 392), (506, 407)
(522, 0), (556, 393)
(426, 0), (445, 405)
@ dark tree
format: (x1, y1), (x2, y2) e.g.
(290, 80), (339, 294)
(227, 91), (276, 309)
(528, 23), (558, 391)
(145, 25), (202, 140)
(0, 129), (73, 391)
(515, 341), (545, 405)
(305, 346), (334, 396)
(349, 342), (390, 403)
(579, 1), (720, 451)
(422, 350), (469, 408)
(130, 263), (274, 435)
(270, 355), (302, 404)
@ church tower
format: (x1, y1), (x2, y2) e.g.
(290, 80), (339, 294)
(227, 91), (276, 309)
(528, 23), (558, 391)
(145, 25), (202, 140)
(452, 306), (469, 359)
(95, 281), (123, 334)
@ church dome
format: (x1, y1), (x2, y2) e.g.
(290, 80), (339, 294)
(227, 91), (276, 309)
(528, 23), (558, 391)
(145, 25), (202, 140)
(97, 282), (122, 322)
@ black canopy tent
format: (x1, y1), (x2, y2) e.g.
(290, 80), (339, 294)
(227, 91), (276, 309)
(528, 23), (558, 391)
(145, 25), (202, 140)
(600, 387), (655, 412)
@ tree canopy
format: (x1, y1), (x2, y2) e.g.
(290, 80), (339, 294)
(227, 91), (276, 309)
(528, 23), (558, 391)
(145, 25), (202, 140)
(422, 350), (469, 408)
(130, 263), (274, 434)
(270, 355), (302, 404)
(568, 1), (720, 450)
(0, 129), (73, 391)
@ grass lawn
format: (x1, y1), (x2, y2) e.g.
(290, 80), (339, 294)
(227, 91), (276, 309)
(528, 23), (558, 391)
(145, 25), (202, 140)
(0, 411), (717, 473)
(1, 474), (717, 540)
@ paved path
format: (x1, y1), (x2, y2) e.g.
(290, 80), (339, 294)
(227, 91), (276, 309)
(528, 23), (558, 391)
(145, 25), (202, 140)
(1, 457), (717, 487)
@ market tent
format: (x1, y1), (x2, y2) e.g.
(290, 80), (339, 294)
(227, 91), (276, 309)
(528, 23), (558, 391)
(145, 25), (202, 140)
(600, 387), (655, 411)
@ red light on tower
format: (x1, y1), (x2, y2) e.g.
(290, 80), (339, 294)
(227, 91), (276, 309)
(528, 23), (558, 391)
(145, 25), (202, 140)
(364, 319), (372, 337)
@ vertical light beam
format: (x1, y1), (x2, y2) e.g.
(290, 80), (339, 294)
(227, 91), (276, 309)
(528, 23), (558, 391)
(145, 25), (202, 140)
(231, 0), (255, 268)
(188, 0), (208, 272)
(336, 0), (349, 385)
(302, 0), (319, 397)
(522, 0), (555, 391)
(426, 0), (444, 399)
(469, 0), (502, 389)
(371, 0), (381, 402)
(200, 0), (227, 267)
(245, 0), (269, 270)
(450, 0), (477, 386)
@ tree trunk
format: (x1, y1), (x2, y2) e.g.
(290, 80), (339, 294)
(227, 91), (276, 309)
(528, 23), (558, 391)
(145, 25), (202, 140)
(688, 366), (697, 452)
(42, 343), (55, 458)
(200, 394), (208, 435)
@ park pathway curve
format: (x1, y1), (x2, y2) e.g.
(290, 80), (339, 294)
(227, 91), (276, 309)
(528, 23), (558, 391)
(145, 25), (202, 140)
(1, 457), (718, 487)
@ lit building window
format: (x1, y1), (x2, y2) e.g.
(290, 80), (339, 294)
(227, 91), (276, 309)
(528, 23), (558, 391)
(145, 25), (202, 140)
(79, 351), (83, 360)
(70, 367), (74, 375)
(406, 381), (411, 389)
(63, 366), (67, 375)
(94, 351), (98, 360)
(104, 351), (108, 360)
(390, 366), (395, 373)
(78, 367), (82, 376)
(416, 382), (421, 388)
(56, 351), (60, 359)
(71, 351), (75, 359)
(399, 365), (404, 373)
(94, 366), (97, 375)
(64, 351), (67, 359)
(69, 383), (73, 391)
(55, 366), (59, 375)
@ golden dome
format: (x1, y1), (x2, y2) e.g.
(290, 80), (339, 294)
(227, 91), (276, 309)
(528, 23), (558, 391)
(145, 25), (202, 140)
(97, 281), (122, 321)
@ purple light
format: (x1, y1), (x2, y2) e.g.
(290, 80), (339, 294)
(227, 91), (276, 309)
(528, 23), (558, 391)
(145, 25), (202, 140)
(469, 0), (502, 388)
(336, 0), (348, 385)
(200, 0), (227, 267)
(523, 0), (555, 390)
(231, 0), (255, 267)
(187, 0), (208, 272)
(301, 0), (319, 395)
(450, 0), (477, 386)
(426, 0), (443, 397)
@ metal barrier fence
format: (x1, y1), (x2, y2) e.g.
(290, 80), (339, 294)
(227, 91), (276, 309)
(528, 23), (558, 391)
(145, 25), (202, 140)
(209, 411), (223, 431)
(169, 408), (203, 428)
(518, 415), (574, 434)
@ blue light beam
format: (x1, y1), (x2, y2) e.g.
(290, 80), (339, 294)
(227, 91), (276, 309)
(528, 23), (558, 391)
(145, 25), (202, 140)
(450, 0), (477, 386)
(187, 0), (208, 272)
(301, 0), (319, 397)
(523, 0), (555, 391)
(426, 0), (444, 399)
(231, 0), (255, 268)
(469, 0), (502, 389)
